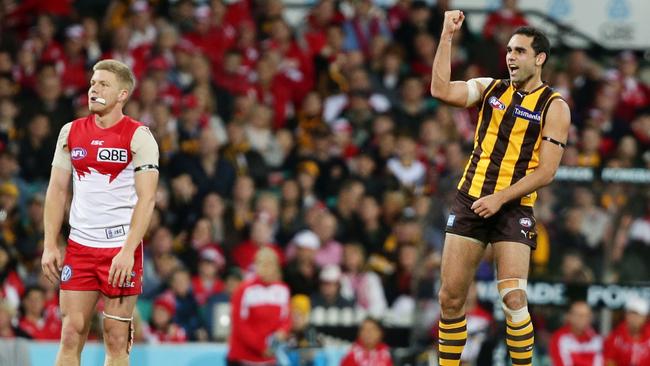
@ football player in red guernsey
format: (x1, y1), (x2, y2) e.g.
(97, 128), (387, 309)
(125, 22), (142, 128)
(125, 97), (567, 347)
(41, 59), (159, 366)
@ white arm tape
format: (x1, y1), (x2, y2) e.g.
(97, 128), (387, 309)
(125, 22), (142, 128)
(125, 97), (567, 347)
(465, 77), (494, 107)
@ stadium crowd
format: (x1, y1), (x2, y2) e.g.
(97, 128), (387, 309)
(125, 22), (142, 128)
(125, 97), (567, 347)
(0, 0), (649, 364)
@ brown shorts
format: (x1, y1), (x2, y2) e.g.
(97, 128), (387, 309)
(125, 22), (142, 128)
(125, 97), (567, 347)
(445, 191), (537, 249)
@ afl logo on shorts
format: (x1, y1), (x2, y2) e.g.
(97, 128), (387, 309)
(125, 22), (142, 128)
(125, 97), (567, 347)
(71, 147), (87, 160)
(61, 265), (73, 282)
(488, 96), (506, 110)
(519, 218), (533, 228)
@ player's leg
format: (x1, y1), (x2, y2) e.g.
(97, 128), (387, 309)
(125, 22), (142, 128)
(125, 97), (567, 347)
(494, 241), (533, 366)
(55, 290), (100, 366)
(437, 233), (486, 366)
(102, 294), (138, 366)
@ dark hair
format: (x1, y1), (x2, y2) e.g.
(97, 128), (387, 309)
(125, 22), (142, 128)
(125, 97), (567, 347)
(513, 26), (551, 66)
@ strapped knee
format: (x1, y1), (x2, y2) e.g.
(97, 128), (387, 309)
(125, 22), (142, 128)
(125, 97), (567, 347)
(103, 312), (134, 354)
(497, 278), (529, 323)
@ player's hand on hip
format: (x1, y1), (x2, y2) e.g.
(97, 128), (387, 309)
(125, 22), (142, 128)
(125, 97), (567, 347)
(471, 193), (505, 218)
(109, 249), (135, 288)
(41, 245), (62, 284)
(443, 10), (465, 35)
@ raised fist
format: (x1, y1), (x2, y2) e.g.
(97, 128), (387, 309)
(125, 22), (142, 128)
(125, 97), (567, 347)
(443, 10), (465, 34)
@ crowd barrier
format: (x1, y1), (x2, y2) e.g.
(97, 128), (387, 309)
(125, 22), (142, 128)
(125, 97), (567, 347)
(0, 340), (349, 366)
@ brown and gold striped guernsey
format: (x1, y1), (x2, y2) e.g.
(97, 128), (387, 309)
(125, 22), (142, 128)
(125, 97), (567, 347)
(457, 79), (563, 207)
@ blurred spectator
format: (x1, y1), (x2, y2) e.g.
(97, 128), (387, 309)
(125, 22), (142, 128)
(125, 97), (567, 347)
(284, 230), (321, 296)
(191, 245), (225, 306)
(312, 211), (343, 267)
(342, 0), (391, 58)
(559, 251), (595, 284)
(353, 195), (389, 256)
(341, 317), (393, 366)
(286, 294), (323, 365)
(183, 3), (236, 68)
(383, 243), (418, 307)
(17, 114), (54, 183)
(296, 160), (320, 208)
(340, 242), (388, 318)
(550, 301), (603, 366)
(0, 299), (18, 338)
(300, 0), (342, 57)
(604, 296), (650, 366)
(128, 1), (157, 50)
(370, 46), (406, 105)
(167, 268), (207, 341)
(222, 175), (256, 252)
(18, 71), (74, 132)
(172, 128), (236, 200)
(311, 264), (355, 310)
(15, 193), (45, 262)
(390, 76), (435, 136)
(144, 291), (188, 343)
(613, 199), (650, 283)
(276, 179), (304, 245)
(245, 104), (285, 167)
(221, 120), (269, 188)
(252, 53), (293, 129)
(59, 24), (88, 96)
(201, 192), (227, 244)
(179, 217), (221, 271)
(392, 1), (434, 61)
(228, 247), (291, 365)
(609, 51), (650, 123)
(142, 226), (176, 299)
(81, 17), (101, 65)
(0, 239), (23, 313)
(482, 0), (528, 42)
(333, 179), (364, 241)
(17, 286), (61, 340)
(387, 132), (426, 190)
(232, 216), (284, 273)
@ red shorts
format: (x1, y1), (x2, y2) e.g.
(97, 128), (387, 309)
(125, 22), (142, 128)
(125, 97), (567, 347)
(60, 239), (143, 297)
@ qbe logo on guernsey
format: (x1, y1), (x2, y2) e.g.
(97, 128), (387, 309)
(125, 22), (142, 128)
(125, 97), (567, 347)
(97, 148), (128, 163)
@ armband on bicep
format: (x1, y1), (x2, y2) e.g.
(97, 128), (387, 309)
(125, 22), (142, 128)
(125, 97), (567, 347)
(541, 136), (566, 148)
(134, 164), (159, 173)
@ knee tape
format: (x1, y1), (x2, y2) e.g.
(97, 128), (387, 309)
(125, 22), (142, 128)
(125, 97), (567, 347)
(497, 278), (529, 323)
(103, 312), (134, 354)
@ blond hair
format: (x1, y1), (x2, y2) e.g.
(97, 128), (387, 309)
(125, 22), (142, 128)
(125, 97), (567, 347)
(93, 59), (136, 97)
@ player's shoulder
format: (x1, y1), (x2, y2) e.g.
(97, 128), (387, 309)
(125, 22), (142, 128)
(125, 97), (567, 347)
(124, 115), (146, 128)
(545, 89), (570, 112)
(69, 115), (91, 128)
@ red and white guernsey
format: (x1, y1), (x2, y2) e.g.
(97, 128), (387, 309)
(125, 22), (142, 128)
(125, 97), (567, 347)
(54, 114), (159, 248)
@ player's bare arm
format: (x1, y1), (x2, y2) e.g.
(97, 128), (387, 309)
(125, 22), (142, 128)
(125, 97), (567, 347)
(471, 98), (571, 218)
(430, 10), (493, 107)
(108, 169), (158, 288)
(42, 166), (72, 284)
(42, 122), (73, 284)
